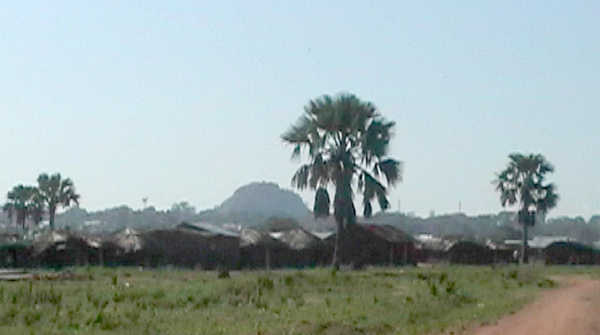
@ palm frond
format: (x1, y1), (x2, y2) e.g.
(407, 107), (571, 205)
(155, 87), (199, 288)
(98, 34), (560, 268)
(363, 201), (372, 217)
(375, 159), (403, 186)
(281, 115), (311, 144)
(291, 165), (311, 190)
(313, 187), (330, 218)
(495, 153), (558, 220)
(292, 145), (302, 159)
(362, 172), (389, 216)
(284, 93), (401, 225)
(361, 118), (394, 164)
(538, 183), (559, 212)
(309, 155), (329, 188)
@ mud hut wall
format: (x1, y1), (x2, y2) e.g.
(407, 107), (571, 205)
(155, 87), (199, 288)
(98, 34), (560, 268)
(493, 248), (518, 264)
(313, 241), (335, 266)
(239, 245), (289, 269)
(417, 248), (448, 264)
(144, 230), (240, 270)
(448, 242), (493, 265)
(0, 246), (32, 268)
(239, 245), (266, 269)
(544, 243), (600, 265)
(391, 243), (417, 265)
(34, 237), (87, 268)
(240, 240), (333, 269)
(342, 225), (415, 266)
(15, 247), (32, 268)
(98, 242), (123, 267)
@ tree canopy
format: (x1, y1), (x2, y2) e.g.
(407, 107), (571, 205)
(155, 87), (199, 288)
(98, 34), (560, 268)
(3, 185), (43, 231)
(495, 153), (559, 219)
(37, 173), (80, 230)
(494, 153), (559, 263)
(282, 93), (402, 267)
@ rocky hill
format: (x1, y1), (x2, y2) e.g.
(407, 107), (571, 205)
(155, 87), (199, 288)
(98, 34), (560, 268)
(219, 182), (310, 220)
(198, 182), (325, 228)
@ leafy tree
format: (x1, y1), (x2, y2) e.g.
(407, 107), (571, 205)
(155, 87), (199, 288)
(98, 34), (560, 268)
(37, 173), (80, 230)
(282, 93), (402, 269)
(169, 201), (197, 223)
(3, 185), (42, 231)
(494, 153), (559, 263)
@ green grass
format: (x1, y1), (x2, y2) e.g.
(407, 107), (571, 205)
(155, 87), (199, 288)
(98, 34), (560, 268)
(0, 265), (590, 335)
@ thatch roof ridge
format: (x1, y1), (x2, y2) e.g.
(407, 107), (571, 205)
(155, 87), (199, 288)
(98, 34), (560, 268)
(360, 224), (416, 243)
(177, 222), (240, 238)
(109, 226), (148, 253)
(269, 228), (320, 250)
(240, 227), (288, 248)
(31, 230), (70, 255)
(327, 223), (415, 244)
(544, 241), (600, 252)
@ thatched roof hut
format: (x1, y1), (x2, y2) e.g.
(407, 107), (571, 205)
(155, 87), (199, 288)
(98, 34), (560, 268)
(339, 224), (417, 267)
(112, 227), (146, 253)
(177, 222), (240, 238)
(269, 229), (320, 250)
(141, 222), (240, 269)
(0, 234), (31, 268)
(448, 241), (493, 264)
(240, 228), (289, 249)
(102, 227), (165, 267)
(239, 228), (289, 269)
(32, 230), (97, 267)
(544, 242), (600, 265)
(261, 228), (331, 268)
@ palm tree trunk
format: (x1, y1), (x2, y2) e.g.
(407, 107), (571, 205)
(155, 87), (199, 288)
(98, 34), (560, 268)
(331, 217), (343, 270)
(331, 172), (354, 270)
(49, 208), (55, 231)
(521, 224), (529, 264)
(18, 211), (26, 232)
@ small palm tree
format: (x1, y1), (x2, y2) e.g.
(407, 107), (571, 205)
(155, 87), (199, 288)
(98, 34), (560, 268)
(282, 93), (402, 269)
(494, 153), (559, 263)
(3, 185), (41, 231)
(2, 203), (13, 222)
(37, 173), (80, 230)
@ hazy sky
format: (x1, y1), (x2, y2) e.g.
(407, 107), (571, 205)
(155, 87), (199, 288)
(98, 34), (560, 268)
(1, 2), (598, 219)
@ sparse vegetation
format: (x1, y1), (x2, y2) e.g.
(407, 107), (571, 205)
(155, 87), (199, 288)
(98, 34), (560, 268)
(0, 266), (578, 335)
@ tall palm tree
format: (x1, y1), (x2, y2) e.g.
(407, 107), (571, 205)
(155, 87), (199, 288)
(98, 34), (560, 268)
(3, 185), (41, 231)
(282, 93), (402, 269)
(494, 153), (559, 263)
(29, 190), (45, 226)
(37, 173), (80, 230)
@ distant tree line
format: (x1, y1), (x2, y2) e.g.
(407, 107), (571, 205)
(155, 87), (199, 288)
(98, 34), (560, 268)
(1, 197), (597, 246)
(367, 212), (600, 245)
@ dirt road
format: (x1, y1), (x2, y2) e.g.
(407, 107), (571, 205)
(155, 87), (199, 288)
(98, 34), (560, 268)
(465, 279), (600, 335)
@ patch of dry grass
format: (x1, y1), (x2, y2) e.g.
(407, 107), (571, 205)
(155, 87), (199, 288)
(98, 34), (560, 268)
(0, 265), (568, 335)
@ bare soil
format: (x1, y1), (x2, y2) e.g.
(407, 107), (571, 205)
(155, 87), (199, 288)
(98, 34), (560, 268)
(464, 279), (600, 335)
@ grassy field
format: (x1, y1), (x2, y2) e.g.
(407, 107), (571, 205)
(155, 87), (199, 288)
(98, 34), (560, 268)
(0, 265), (586, 335)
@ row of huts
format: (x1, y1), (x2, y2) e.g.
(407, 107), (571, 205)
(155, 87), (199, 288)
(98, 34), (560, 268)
(419, 235), (600, 265)
(0, 222), (598, 269)
(0, 222), (419, 269)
